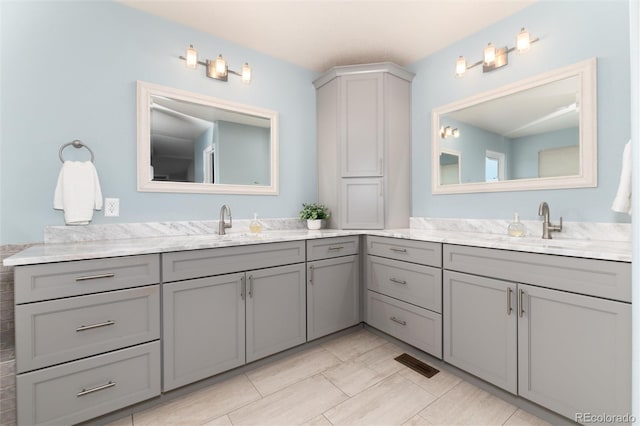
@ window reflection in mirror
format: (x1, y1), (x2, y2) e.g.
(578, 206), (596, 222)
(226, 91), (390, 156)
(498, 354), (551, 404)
(431, 58), (596, 194)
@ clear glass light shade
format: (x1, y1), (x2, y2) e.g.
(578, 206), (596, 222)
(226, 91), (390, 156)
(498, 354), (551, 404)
(444, 126), (453, 137)
(215, 55), (227, 78)
(483, 43), (496, 65)
(455, 56), (467, 77)
(452, 128), (460, 138)
(242, 63), (252, 84)
(185, 45), (198, 69)
(516, 28), (531, 52)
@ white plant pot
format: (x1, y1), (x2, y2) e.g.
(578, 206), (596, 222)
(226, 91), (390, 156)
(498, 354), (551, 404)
(307, 219), (322, 230)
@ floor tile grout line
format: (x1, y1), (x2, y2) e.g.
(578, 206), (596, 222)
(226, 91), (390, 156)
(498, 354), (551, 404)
(321, 413), (336, 426)
(221, 373), (268, 426)
(501, 407), (520, 425)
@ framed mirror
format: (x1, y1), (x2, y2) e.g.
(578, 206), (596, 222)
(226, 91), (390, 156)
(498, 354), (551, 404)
(137, 81), (279, 194)
(432, 58), (596, 194)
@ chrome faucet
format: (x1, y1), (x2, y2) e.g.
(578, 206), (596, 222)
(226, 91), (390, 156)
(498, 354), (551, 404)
(218, 204), (232, 235)
(538, 201), (562, 239)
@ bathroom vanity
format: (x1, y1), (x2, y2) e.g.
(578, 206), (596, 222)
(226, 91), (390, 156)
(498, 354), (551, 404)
(5, 228), (631, 425)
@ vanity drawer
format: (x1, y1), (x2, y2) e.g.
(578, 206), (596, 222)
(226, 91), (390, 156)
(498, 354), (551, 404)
(366, 291), (442, 358)
(17, 341), (160, 426)
(443, 244), (632, 302)
(15, 254), (160, 304)
(162, 241), (305, 282)
(366, 236), (441, 267)
(306, 236), (359, 261)
(16, 285), (160, 373)
(367, 256), (441, 312)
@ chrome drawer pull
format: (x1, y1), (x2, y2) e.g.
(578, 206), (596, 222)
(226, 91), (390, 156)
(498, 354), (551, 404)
(390, 316), (407, 326)
(518, 289), (526, 318)
(248, 275), (253, 298)
(328, 246), (344, 251)
(309, 265), (314, 284)
(75, 273), (115, 282)
(389, 278), (407, 285)
(240, 276), (246, 300)
(507, 288), (513, 315)
(390, 248), (407, 253)
(76, 320), (115, 332)
(77, 381), (116, 397)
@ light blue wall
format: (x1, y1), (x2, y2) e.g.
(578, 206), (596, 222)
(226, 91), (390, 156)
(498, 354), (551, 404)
(0, 0), (318, 244)
(408, 0), (631, 223)
(509, 127), (579, 179)
(0, 1), (632, 244)
(218, 121), (270, 185)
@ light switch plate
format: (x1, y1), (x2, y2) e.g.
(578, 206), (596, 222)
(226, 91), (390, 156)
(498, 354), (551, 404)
(104, 198), (120, 217)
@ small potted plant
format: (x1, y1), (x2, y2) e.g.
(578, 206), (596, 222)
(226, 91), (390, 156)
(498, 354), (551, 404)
(299, 203), (330, 230)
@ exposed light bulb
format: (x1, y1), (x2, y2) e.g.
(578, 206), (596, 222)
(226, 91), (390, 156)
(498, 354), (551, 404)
(215, 54), (227, 78)
(516, 27), (531, 53)
(242, 63), (252, 84)
(484, 43), (496, 65)
(185, 44), (198, 69)
(455, 56), (467, 77)
(452, 128), (460, 138)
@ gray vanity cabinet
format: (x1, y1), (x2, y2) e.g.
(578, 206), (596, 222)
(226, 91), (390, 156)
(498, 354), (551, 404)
(161, 242), (306, 391)
(305, 236), (360, 340)
(245, 264), (306, 363)
(162, 273), (246, 391)
(442, 244), (632, 421)
(443, 271), (517, 394)
(314, 63), (413, 229)
(14, 255), (161, 426)
(306, 237), (360, 340)
(365, 236), (443, 357)
(518, 283), (631, 420)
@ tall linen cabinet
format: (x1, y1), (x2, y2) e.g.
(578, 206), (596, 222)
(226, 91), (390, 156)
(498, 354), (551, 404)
(314, 63), (414, 229)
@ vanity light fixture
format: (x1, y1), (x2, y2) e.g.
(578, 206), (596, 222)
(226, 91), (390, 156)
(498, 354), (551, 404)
(455, 27), (539, 77)
(179, 44), (252, 84)
(440, 126), (460, 139)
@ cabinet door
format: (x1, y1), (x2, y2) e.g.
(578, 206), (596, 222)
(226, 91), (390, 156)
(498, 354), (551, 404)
(246, 264), (306, 363)
(517, 284), (631, 420)
(443, 271), (517, 394)
(341, 178), (384, 229)
(163, 273), (245, 391)
(307, 255), (360, 340)
(339, 73), (384, 177)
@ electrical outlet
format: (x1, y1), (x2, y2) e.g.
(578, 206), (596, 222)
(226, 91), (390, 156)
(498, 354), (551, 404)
(104, 198), (120, 217)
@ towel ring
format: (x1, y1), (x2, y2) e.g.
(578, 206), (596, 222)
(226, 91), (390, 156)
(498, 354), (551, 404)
(59, 140), (95, 163)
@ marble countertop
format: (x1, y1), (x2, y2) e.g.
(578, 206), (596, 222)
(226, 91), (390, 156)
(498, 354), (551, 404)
(3, 228), (631, 266)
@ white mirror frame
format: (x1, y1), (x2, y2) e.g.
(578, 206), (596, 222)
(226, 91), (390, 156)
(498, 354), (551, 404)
(431, 58), (597, 194)
(137, 80), (279, 195)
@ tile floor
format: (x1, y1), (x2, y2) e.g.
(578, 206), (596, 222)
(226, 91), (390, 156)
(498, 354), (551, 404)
(108, 330), (551, 426)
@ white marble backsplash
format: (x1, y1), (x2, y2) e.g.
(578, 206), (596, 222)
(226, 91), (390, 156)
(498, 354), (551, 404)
(44, 216), (631, 244)
(410, 217), (632, 242)
(45, 218), (307, 244)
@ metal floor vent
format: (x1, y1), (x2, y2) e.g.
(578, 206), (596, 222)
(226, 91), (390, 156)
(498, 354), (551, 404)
(394, 353), (439, 378)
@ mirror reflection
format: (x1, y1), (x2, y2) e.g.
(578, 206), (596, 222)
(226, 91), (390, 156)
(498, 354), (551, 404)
(432, 58), (596, 194)
(151, 96), (271, 185)
(438, 76), (579, 184)
(137, 81), (279, 195)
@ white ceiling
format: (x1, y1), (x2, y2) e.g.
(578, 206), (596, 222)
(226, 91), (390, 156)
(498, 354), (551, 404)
(119, 0), (536, 72)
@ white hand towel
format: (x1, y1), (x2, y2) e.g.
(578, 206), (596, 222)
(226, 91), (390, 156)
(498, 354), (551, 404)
(611, 141), (632, 215)
(53, 161), (103, 225)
